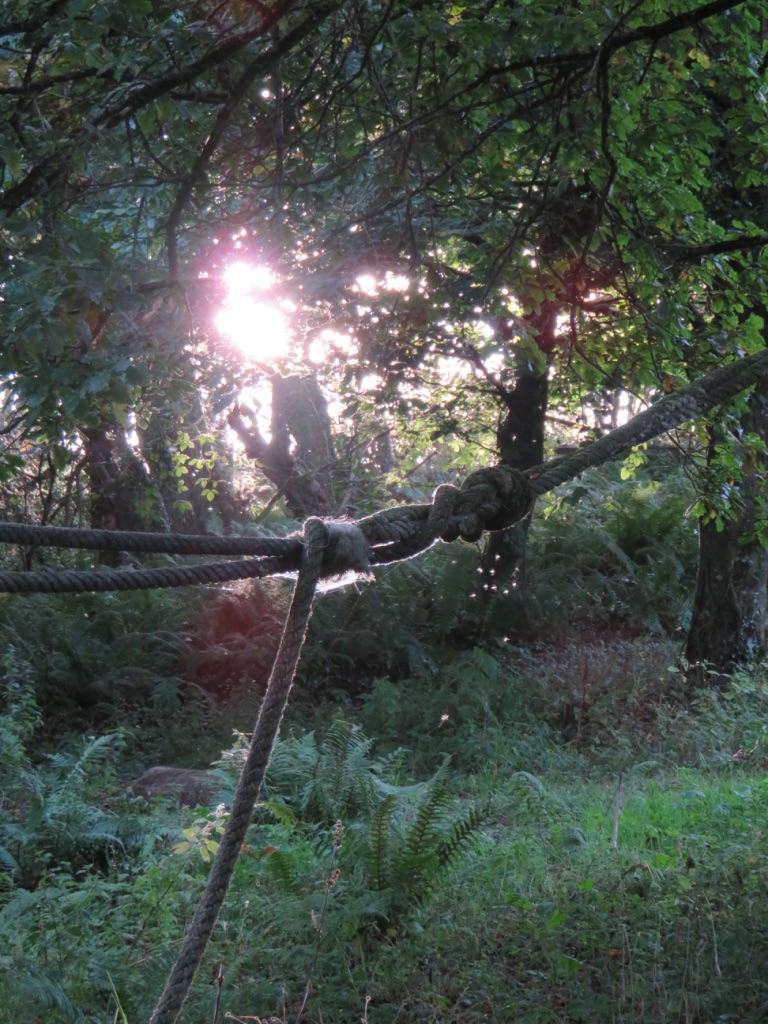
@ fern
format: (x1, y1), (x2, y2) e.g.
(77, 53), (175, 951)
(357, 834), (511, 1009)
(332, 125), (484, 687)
(0, 732), (146, 886)
(218, 719), (484, 938)
(348, 765), (482, 934)
(364, 794), (398, 894)
(255, 717), (395, 821)
(391, 781), (482, 907)
(495, 464), (699, 635)
(0, 590), (195, 755)
(398, 785), (452, 879)
(434, 806), (483, 874)
(265, 847), (305, 893)
(15, 964), (83, 1023)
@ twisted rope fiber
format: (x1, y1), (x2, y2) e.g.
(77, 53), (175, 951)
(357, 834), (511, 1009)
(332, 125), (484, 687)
(0, 521), (303, 557)
(525, 347), (768, 497)
(0, 469), (531, 590)
(360, 464), (536, 562)
(0, 557), (291, 594)
(1, 349), (767, 598)
(149, 517), (328, 1024)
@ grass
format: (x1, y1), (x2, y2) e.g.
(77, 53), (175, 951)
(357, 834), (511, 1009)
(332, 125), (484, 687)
(4, 635), (768, 1023)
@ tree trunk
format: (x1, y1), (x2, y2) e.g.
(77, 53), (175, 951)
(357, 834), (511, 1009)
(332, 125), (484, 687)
(82, 420), (162, 533)
(479, 301), (557, 597)
(480, 367), (548, 594)
(228, 372), (339, 519)
(685, 378), (768, 681)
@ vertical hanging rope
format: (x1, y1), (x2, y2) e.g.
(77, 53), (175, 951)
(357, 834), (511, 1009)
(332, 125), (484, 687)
(150, 517), (328, 1024)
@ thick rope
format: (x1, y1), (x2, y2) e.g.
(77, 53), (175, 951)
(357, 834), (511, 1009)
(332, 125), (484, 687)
(358, 465), (535, 562)
(526, 348), (768, 497)
(149, 517), (327, 1024)
(0, 347), (765, 1024)
(1, 349), (767, 596)
(0, 558), (288, 593)
(0, 521), (302, 557)
(0, 525), (370, 593)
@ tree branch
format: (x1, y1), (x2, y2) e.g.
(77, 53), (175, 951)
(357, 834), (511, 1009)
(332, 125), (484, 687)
(0, 0), (70, 36)
(678, 234), (768, 261)
(0, 0), (340, 214)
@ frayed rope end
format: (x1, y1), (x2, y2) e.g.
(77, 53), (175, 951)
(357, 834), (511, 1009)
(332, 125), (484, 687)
(319, 521), (372, 580)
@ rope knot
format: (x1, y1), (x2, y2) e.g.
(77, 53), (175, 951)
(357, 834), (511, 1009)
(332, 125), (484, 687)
(431, 467), (534, 543)
(308, 519), (371, 578)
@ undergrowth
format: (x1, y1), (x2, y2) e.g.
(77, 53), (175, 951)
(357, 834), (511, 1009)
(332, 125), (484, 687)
(4, 651), (768, 1022)
(2, 464), (763, 1023)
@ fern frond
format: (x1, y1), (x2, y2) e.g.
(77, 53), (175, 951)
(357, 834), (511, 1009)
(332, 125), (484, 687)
(17, 963), (82, 1023)
(255, 799), (296, 827)
(434, 807), (483, 875)
(401, 785), (451, 866)
(0, 846), (19, 878)
(265, 848), (304, 893)
(365, 794), (396, 893)
(0, 886), (48, 927)
(56, 733), (119, 798)
(0, 724), (29, 775)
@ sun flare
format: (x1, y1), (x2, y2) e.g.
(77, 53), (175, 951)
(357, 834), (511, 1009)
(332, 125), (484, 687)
(223, 262), (275, 295)
(215, 262), (293, 361)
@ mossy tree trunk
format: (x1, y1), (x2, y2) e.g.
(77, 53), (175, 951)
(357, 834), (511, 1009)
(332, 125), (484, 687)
(480, 366), (549, 594)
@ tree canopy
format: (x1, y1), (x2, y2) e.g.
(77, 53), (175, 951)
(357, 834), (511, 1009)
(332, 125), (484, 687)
(3, 0), (766, 467)
(1, 0), (767, 643)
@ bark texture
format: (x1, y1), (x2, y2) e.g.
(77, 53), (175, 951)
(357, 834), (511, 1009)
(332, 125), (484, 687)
(685, 378), (768, 680)
(481, 367), (548, 591)
(229, 372), (338, 518)
(480, 301), (557, 597)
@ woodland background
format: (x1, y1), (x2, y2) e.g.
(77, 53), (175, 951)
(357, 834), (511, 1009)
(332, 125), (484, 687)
(2, 1), (768, 1021)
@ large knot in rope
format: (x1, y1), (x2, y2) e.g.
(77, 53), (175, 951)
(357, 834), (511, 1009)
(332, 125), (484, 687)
(358, 465), (534, 564)
(428, 465), (535, 543)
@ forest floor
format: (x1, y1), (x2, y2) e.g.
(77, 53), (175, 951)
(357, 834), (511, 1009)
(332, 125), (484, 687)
(3, 632), (768, 1023)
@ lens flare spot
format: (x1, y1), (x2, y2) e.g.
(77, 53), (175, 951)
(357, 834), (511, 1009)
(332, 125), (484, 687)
(216, 263), (291, 360)
(216, 300), (289, 360)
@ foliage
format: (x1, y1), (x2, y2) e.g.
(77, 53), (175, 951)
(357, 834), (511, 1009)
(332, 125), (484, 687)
(482, 463), (698, 638)
(0, 718), (137, 888)
(4, 1), (768, 1017)
(347, 781), (483, 940)
(358, 646), (557, 775)
(0, 588), (216, 763)
(300, 541), (481, 688)
(297, 464), (696, 705)
(2, 0), (767, 535)
(219, 718), (482, 938)
(5, 645), (768, 1021)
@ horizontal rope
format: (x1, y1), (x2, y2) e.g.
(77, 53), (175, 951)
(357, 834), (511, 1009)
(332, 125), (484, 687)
(0, 521), (302, 558)
(0, 347), (766, 595)
(0, 557), (288, 593)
